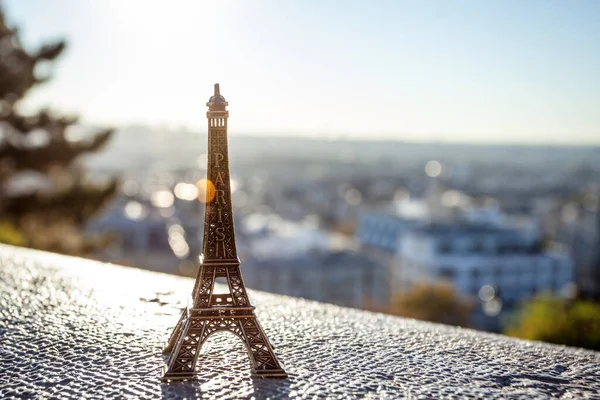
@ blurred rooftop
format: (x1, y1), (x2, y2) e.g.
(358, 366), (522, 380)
(1, 244), (599, 399)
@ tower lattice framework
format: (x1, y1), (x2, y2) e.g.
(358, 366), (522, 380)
(162, 84), (287, 380)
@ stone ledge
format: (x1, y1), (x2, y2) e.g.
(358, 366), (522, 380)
(0, 244), (599, 399)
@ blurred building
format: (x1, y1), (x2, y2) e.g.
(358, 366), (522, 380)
(235, 212), (390, 308)
(86, 194), (202, 275)
(557, 195), (600, 298)
(243, 250), (389, 309)
(355, 184), (504, 254)
(355, 211), (422, 253)
(535, 186), (600, 298)
(394, 222), (573, 330)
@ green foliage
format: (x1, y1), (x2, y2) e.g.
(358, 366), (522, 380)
(0, 6), (118, 255)
(0, 220), (24, 246)
(387, 282), (473, 327)
(506, 295), (600, 351)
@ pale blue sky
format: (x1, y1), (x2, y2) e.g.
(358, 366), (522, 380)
(4, 0), (600, 143)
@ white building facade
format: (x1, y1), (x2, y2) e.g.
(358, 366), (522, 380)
(394, 223), (574, 330)
(356, 211), (422, 253)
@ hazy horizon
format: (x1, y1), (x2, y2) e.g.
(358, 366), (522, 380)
(108, 124), (600, 148)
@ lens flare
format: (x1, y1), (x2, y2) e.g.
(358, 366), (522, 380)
(196, 179), (216, 203)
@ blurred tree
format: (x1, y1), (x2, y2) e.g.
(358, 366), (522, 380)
(386, 282), (473, 327)
(0, 6), (118, 255)
(506, 296), (600, 351)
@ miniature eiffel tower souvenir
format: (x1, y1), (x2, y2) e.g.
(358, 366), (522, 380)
(162, 84), (287, 381)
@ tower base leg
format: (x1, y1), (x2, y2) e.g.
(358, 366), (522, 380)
(162, 307), (287, 381)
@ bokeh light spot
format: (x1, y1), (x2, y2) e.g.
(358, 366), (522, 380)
(122, 180), (140, 196)
(151, 190), (175, 208)
(425, 160), (442, 177)
(483, 298), (503, 317)
(174, 182), (199, 201)
(344, 188), (362, 205)
(123, 201), (147, 220)
(478, 284), (496, 302)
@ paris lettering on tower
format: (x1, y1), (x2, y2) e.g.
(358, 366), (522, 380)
(204, 131), (237, 260)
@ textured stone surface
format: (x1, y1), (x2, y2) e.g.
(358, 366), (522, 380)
(1, 245), (599, 399)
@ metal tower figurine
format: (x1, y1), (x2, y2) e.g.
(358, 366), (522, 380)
(162, 84), (287, 381)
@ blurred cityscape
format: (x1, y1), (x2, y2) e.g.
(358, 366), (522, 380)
(83, 128), (600, 332)
(2, 0), (600, 349)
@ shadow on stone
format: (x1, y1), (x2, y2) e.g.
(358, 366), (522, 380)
(161, 381), (201, 400)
